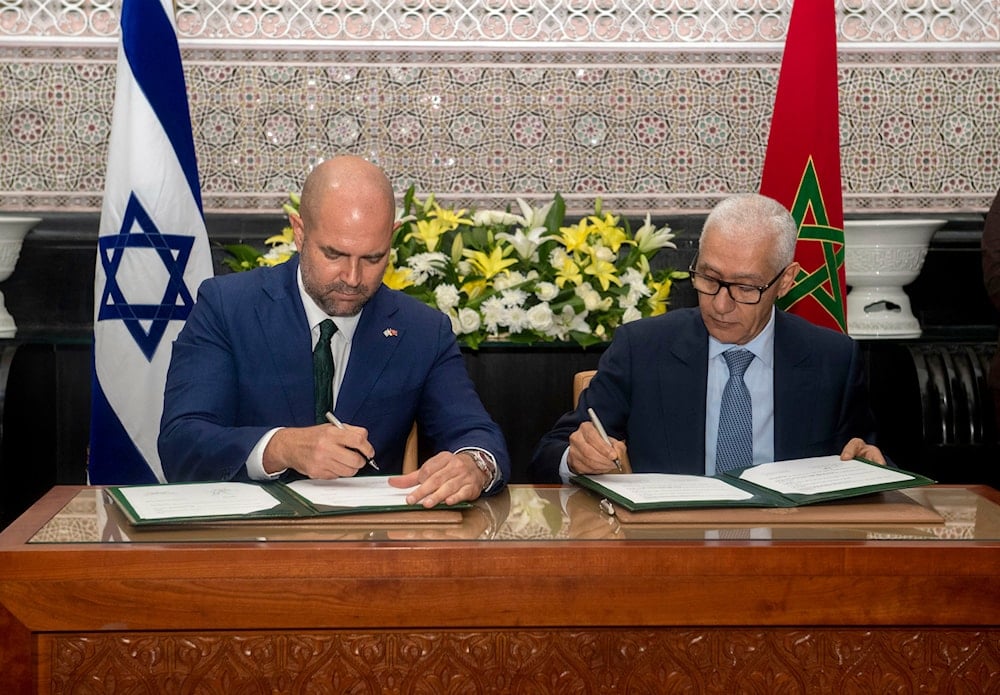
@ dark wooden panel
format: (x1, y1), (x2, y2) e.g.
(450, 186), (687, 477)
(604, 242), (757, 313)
(43, 628), (1000, 694)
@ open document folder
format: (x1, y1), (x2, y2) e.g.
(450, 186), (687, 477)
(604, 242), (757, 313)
(107, 477), (469, 526)
(571, 456), (936, 512)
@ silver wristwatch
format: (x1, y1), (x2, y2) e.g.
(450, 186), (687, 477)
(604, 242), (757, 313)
(463, 449), (498, 491)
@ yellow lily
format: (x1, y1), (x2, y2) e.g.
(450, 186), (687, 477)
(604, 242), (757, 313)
(463, 245), (518, 280)
(259, 249), (295, 267)
(587, 212), (629, 253)
(556, 219), (592, 255)
(428, 202), (474, 229)
(460, 278), (489, 300)
(646, 278), (673, 316)
(264, 226), (295, 247)
(583, 253), (622, 292)
(555, 256), (583, 288)
(383, 264), (415, 290)
(405, 218), (451, 252)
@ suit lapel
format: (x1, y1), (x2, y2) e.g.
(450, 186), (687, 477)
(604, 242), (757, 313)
(661, 310), (709, 464)
(336, 287), (403, 422)
(254, 259), (314, 425)
(772, 312), (819, 458)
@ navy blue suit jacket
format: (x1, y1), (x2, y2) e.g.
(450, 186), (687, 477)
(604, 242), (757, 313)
(528, 308), (878, 483)
(159, 259), (510, 483)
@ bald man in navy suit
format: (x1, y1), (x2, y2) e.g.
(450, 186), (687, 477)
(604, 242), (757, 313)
(160, 156), (509, 506)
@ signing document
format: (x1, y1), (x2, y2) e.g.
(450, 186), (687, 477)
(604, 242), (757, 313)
(584, 474), (755, 505)
(118, 482), (281, 521)
(108, 477), (440, 526)
(572, 455), (935, 511)
(286, 478), (417, 508)
(737, 455), (914, 496)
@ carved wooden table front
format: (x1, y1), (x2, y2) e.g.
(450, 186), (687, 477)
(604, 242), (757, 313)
(1, 484), (999, 693)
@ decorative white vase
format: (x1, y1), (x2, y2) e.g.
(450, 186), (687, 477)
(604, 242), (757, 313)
(0, 216), (41, 338)
(843, 219), (946, 339)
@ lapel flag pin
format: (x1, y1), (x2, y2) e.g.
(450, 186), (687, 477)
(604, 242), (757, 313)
(383, 328), (398, 338)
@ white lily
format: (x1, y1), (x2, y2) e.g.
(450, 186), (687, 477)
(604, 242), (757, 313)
(634, 214), (677, 254)
(514, 197), (555, 230)
(473, 209), (523, 227)
(497, 226), (548, 260)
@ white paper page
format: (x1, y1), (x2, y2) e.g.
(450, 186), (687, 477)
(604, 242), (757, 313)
(738, 456), (914, 495)
(287, 477), (418, 508)
(120, 483), (281, 520)
(586, 473), (754, 503)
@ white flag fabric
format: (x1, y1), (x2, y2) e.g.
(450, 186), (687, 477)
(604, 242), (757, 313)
(90, 0), (213, 484)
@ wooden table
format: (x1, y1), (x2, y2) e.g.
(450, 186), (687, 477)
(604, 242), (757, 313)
(2, 484), (999, 693)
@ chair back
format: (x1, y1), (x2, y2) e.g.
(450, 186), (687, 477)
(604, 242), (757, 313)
(402, 423), (419, 474)
(573, 370), (597, 407)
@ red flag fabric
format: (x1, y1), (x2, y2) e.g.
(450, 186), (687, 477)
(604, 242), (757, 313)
(760, 0), (846, 333)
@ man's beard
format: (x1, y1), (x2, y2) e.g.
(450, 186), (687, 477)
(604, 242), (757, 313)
(309, 280), (372, 317)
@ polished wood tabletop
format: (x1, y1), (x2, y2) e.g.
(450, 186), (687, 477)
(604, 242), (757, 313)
(2, 484), (999, 693)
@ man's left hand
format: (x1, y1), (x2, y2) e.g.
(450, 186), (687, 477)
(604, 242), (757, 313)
(840, 437), (886, 465)
(388, 451), (488, 507)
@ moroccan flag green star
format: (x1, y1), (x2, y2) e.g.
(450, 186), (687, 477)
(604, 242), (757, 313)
(760, 0), (847, 333)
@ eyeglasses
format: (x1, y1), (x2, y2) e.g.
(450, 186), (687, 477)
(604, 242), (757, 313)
(688, 260), (789, 305)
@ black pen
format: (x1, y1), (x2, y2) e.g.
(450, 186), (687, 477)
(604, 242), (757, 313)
(324, 411), (380, 471)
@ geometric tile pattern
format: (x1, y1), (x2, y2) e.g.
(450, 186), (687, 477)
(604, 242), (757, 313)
(5, 0), (998, 42)
(0, 1), (998, 216)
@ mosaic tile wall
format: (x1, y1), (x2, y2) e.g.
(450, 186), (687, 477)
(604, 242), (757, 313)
(1, 0), (998, 216)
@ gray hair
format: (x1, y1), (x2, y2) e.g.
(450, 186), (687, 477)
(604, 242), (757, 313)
(700, 193), (799, 271)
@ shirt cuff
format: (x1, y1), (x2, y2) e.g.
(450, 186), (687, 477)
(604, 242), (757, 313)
(246, 427), (286, 481)
(558, 446), (575, 485)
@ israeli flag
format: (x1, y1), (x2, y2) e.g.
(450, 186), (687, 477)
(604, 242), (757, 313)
(90, 0), (213, 484)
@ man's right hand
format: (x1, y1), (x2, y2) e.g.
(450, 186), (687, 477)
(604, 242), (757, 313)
(262, 423), (374, 478)
(566, 421), (627, 474)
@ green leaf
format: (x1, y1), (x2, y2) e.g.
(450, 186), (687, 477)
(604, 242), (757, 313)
(218, 243), (263, 272)
(544, 192), (566, 235)
(504, 333), (543, 345)
(450, 231), (465, 265)
(571, 331), (607, 348)
(402, 184), (416, 214)
(459, 333), (484, 350)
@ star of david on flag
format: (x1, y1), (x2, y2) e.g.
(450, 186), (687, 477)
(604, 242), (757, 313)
(90, 0), (213, 484)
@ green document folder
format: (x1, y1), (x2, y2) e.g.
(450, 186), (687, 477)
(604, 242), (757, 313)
(107, 478), (470, 526)
(571, 456), (936, 512)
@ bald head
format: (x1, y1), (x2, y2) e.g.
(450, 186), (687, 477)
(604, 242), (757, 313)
(290, 156), (397, 316)
(298, 155), (396, 230)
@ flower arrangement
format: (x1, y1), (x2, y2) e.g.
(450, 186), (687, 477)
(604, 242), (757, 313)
(222, 188), (687, 349)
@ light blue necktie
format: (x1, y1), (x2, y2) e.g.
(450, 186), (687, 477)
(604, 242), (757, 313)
(716, 348), (755, 473)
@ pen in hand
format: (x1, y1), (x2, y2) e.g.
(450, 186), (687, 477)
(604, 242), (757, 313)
(324, 411), (380, 471)
(587, 407), (623, 472)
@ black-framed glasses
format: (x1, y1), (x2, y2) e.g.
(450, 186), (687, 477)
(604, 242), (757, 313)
(687, 259), (789, 305)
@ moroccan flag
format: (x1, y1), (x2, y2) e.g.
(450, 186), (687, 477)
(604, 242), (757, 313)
(760, 0), (846, 333)
(90, 0), (213, 483)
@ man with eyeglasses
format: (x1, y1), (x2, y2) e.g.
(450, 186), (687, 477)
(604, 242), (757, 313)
(528, 193), (885, 483)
